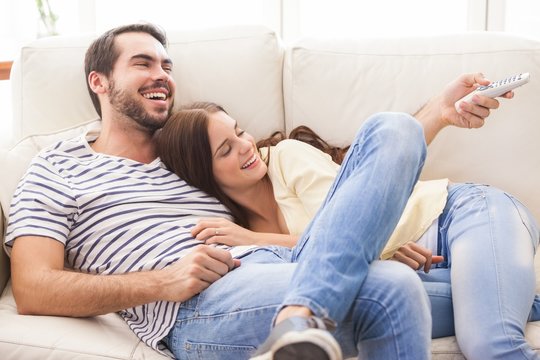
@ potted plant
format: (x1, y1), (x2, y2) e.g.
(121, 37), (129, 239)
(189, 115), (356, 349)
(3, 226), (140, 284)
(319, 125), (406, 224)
(35, 0), (58, 37)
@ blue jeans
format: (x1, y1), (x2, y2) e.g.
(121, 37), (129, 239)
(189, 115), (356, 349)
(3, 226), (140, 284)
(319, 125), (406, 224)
(421, 183), (540, 359)
(165, 113), (432, 360)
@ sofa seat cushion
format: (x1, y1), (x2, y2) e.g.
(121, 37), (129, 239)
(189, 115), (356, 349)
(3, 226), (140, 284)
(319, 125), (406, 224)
(0, 281), (168, 360)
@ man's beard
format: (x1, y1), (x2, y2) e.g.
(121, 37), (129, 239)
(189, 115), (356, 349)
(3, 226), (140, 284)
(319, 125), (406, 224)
(108, 81), (172, 133)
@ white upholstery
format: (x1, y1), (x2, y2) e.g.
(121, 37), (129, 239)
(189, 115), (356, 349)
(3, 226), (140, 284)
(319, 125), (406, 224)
(1, 25), (540, 359)
(10, 25), (284, 142)
(284, 32), (540, 221)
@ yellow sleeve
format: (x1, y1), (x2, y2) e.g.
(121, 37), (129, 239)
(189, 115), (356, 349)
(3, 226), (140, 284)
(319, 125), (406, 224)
(267, 139), (340, 221)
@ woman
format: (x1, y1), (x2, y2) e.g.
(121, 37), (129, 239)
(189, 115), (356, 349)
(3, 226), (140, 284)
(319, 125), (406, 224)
(156, 101), (540, 359)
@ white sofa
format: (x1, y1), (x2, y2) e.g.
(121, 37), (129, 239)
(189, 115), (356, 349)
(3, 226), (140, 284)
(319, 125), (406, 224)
(1, 25), (540, 359)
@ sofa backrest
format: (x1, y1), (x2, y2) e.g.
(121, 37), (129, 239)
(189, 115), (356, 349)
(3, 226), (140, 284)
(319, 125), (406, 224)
(2, 28), (540, 294)
(9, 25), (285, 142)
(284, 32), (540, 221)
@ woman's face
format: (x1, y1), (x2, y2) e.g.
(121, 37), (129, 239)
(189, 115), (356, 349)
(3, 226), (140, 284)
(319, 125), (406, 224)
(207, 111), (268, 193)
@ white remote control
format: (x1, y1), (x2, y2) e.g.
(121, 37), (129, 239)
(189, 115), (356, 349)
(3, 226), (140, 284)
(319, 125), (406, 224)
(454, 72), (530, 111)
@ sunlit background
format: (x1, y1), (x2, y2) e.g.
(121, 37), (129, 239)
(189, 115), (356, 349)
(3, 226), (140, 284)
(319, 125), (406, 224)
(1, 0), (539, 146)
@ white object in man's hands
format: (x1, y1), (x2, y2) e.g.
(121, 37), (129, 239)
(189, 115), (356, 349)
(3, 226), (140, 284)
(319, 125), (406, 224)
(454, 72), (530, 111)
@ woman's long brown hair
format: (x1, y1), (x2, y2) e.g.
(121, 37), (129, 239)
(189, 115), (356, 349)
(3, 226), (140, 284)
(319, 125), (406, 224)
(257, 126), (349, 165)
(156, 101), (349, 227)
(156, 102), (250, 228)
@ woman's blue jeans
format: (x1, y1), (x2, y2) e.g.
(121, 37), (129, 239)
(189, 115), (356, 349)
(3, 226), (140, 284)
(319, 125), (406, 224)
(166, 112), (432, 360)
(421, 183), (540, 359)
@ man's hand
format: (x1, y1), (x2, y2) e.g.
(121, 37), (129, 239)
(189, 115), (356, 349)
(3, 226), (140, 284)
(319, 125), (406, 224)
(390, 242), (444, 273)
(11, 236), (239, 316)
(158, 245), (240, 302)
(415, 72), (514, 145)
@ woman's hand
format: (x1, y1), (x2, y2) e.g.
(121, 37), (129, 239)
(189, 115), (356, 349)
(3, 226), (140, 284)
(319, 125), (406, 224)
(416, 72), (514, 145)
(439, 72), (513, 130)
(191, 218), (258, 246)
(390, 242), (444, 273)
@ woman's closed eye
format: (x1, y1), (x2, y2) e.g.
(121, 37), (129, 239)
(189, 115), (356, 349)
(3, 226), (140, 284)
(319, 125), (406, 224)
(220, 144), (232, 157)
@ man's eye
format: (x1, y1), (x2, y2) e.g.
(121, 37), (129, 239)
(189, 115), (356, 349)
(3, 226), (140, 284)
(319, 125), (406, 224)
(163, 66), (173, 73)
(136, 63), (149, 68)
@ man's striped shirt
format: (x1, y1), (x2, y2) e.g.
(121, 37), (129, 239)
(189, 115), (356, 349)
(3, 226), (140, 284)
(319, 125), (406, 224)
(4, 133), (255, 356)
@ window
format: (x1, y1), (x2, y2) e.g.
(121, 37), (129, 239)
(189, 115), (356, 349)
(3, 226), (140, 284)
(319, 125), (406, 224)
(283, 0), (469, 40)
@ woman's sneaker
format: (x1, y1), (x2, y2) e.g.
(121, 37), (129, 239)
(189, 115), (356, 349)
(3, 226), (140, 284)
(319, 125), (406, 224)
(250, 316), (343, 360)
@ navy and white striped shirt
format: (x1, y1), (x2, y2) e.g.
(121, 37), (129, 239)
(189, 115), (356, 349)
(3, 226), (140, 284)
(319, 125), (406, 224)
(5, 133), (255, 356)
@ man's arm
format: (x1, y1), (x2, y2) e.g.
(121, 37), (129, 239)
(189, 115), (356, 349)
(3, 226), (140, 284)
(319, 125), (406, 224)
(11, 235), (237, 317)
(414, 72), (513, 145)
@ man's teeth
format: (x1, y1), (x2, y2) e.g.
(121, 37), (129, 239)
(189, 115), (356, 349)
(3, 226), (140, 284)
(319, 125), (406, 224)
(143, 92), (167, 100)
(241, 155), (257, 169)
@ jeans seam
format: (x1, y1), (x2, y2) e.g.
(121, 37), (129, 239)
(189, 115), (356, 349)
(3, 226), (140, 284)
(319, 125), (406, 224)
(484, 187), (528, 356)
(504, 193), (540, 253)
(354, 297), (402, 358)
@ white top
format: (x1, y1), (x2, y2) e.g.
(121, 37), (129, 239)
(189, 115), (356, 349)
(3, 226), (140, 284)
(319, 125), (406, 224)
(262, 139), (448, 259)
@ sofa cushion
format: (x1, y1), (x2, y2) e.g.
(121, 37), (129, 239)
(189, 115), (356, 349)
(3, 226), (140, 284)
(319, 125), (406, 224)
(0, 282), (167, 360)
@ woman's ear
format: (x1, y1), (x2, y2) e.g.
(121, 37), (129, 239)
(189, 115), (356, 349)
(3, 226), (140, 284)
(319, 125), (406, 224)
(88, 71), (108, 94)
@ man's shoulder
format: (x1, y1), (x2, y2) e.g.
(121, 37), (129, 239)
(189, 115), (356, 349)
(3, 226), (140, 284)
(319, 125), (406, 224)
(30, 134), (92, 169)
(37, 134), (88, 157)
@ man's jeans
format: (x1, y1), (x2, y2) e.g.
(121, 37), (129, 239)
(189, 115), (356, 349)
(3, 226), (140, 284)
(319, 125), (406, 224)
(166, 112), (432, 360)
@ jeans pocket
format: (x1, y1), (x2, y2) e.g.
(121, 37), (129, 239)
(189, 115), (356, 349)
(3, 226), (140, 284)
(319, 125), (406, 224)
(183, 340), (256, 360)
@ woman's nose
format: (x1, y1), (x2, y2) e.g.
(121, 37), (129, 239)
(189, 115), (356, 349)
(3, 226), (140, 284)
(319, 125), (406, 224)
(239, 138), (253, 154)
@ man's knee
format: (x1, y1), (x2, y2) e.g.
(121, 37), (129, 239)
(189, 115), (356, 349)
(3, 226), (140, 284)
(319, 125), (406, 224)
(368, 260), (429, 307)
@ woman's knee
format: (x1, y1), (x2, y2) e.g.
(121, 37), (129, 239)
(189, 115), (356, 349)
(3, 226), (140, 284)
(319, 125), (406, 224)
(356, 112), (426, 166)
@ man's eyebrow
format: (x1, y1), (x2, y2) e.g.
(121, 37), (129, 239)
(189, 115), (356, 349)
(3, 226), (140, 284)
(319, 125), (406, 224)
(130, 54), (173, 66)
(130, 54), (154, 62)
(214, 121), (238, 156)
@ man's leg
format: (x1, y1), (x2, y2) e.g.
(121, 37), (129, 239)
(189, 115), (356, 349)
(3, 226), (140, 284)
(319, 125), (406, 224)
(165, 249), (430, 360)
(165, 249), (294, 360)
(334, 260), (432, 359)
(438, 184), (540, 359)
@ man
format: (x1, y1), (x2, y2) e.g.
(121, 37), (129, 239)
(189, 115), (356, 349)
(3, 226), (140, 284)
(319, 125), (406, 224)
(5, 23), (508, 360)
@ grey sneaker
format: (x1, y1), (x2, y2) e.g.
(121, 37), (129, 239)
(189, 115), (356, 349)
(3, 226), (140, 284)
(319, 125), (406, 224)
(250, 316), (343, 360)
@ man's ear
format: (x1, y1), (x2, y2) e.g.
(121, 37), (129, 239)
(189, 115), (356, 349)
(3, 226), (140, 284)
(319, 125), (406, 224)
(88, 71), (108, 94)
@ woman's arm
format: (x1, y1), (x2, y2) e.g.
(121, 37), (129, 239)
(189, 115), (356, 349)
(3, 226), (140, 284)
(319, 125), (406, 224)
(415, 72), (513, 145)
(191, 217), (299, 247)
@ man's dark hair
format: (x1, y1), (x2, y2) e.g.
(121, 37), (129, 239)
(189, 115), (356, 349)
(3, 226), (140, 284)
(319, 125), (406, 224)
(84, 23), (168, 117)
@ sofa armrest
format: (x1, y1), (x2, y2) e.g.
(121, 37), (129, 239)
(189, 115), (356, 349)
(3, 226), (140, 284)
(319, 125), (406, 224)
(0, 211), (8, 294)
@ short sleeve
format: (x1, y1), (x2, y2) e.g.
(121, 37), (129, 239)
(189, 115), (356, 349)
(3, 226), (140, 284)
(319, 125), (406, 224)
(4, 154), (77, 253)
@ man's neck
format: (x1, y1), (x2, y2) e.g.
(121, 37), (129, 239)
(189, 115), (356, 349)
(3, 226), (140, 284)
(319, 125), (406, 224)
(91, 116), (158, 164)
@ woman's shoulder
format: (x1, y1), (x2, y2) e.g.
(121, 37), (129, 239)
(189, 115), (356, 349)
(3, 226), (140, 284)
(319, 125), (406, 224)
(269, 139), (338, 170)
(272, 139), (326, 156)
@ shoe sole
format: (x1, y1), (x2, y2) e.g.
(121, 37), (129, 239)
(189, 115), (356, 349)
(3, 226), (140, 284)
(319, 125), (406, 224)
(250, 328), (343, 360)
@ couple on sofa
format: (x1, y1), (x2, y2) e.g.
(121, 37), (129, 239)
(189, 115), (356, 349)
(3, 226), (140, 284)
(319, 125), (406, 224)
(4, 23), (540, 360)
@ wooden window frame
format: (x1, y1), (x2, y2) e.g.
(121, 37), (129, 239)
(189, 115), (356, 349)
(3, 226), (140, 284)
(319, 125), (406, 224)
(0, 62), (12, 81)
